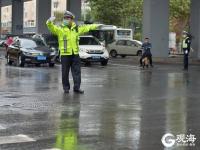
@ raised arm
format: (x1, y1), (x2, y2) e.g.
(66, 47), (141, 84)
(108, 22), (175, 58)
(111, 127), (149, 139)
(78, 24), (100, 35)
(46, 17), (60, 35)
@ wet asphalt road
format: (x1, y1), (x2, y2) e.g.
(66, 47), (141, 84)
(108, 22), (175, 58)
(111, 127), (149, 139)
(0, 55), (200, 150)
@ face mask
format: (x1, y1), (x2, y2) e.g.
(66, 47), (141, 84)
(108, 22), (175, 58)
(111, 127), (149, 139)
(63, 19), (70, 26)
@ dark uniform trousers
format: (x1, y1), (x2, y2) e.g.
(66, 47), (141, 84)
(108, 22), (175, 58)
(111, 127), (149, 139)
(183, 48), (189, 70)
(61, 55), (81, 91)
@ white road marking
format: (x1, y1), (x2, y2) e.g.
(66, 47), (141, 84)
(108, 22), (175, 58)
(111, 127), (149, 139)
(0, 134), (35, 145)
(43, 148), (61, 150)
(0, 124), (6, 130)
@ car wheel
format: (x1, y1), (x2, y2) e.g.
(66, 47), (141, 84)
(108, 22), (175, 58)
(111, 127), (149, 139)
(6, 54), (13, 65)
(121, 55), (126, 58)
(17, 55), (24, 67)
(49, 63), (55, 67)
(101, 60), (108, 66)
(137, 50), (142, 56)
(110, 50), (117, 58)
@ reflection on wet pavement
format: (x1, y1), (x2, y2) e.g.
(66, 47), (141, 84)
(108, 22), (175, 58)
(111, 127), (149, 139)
(0, 59), (199, 150)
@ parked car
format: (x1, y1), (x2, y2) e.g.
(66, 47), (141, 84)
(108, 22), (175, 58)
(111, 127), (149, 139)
(6, 37), (56, 67)
(107, 39), (143, 58)
(0, 34), (7, 47)
(132, 39), (142, 45)
(79, 35), (109, 66)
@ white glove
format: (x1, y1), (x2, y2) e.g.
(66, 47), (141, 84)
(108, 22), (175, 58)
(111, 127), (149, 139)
(185, 50), (188, 54)
(97, 24), (104, 29)
(47, 16), (56, 22)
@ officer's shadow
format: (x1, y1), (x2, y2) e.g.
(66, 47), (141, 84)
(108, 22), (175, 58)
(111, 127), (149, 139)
(53, 93), (82, 150)
(183, 72), (190, 87)
(62, 93), (81, 104)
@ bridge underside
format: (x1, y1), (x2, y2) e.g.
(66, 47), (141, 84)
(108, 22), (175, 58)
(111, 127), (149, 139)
(0, 0), (81, 34)
(0, 0), (200, 58)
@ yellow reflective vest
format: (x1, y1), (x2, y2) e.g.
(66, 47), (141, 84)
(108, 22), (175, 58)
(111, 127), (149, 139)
(46, 21), (98, 56)
(55, 130), (77, 150)
(182, 37), (189, 49)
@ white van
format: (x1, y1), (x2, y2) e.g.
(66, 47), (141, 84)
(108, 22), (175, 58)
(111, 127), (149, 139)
(88, 25), (133, 45)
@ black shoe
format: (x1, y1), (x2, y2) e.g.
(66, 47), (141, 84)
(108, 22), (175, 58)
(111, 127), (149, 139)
(74, 89), (84, 94)
(64, 90), (69, 93)
(150, 65), (154, 67)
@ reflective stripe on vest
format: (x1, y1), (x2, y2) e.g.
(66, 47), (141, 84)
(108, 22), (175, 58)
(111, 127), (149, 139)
(63, 35), (67, 53)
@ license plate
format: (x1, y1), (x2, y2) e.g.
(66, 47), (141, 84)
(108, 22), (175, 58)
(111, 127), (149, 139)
(37, 55), (46, 60)
(92, 56), (100, 59)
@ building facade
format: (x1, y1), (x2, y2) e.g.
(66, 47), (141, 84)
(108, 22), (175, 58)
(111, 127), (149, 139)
(24, 0), (36, 28)
(1, 5), (12, 34)
(51, 0), (66, 16)
(1, 0), (70, 34)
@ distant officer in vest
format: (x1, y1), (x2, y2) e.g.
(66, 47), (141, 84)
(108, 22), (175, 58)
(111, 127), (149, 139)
(182, 31), (192, 70)
(47, 11), (101, 94)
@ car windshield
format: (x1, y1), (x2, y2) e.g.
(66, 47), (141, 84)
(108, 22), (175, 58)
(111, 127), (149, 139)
(79, 37), (101, 45)
(20, 39), (45, 48)
(133, 40), (142, 45)
(45, 35), (58, 44)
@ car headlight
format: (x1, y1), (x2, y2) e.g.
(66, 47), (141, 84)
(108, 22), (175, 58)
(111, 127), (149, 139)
(103, 48), (108, 53)
(79, 48), (89, 53)
(23, 51), (33, 56)
(50, 47), (56, 51)
(79, 48), (83, 52)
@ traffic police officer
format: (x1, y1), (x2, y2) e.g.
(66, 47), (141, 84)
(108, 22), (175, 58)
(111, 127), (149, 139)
(47, 11), (100, 94)
(182, 32), (192, 70)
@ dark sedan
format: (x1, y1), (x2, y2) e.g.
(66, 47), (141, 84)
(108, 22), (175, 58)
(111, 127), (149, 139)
(6, 38), (56, 67)
(32, 34), (60, 62)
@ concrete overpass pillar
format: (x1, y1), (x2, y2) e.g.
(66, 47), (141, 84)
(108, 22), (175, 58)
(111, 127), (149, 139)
(142, 0), (169, 57)
(67, 0), (81, 21)
(0, 1), (1, 36)
(190, 0), (200, 59)
(12, 0), (24, 35)
(36, 0), (51, 34)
